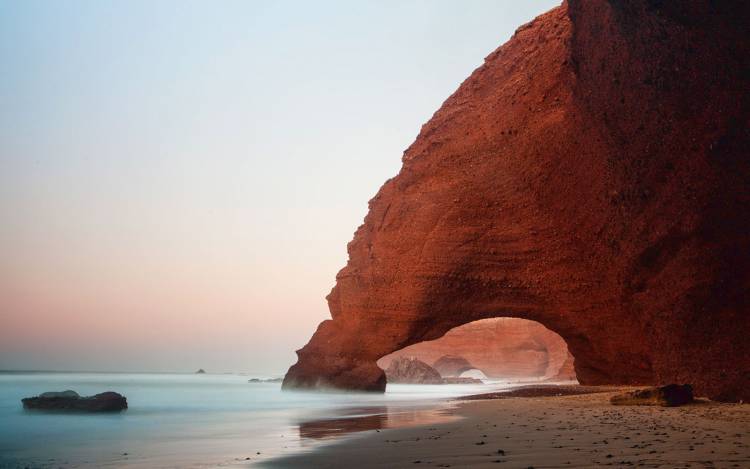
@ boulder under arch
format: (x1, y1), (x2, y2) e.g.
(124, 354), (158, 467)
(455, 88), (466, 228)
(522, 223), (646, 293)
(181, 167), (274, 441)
(432, 356), (476, 378)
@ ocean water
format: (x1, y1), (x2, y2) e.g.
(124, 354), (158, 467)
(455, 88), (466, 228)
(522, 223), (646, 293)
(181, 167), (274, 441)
(0, 372), (506, 468)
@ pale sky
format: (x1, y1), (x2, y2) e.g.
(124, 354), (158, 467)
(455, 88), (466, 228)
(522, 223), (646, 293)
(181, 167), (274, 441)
(0, 0), (560, 375)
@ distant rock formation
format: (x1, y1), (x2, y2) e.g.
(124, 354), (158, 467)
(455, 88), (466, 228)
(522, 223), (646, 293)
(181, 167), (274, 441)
(432, 355), (475, 377)
(248, 378), (283, 383)
(195, 369), (206, 374)
(384, 357), (442, 384)
(283, 0), (750, 402)
(378, 318), (573, 380)
(22, 390), (128, 412)
(384, 357), (484, 385)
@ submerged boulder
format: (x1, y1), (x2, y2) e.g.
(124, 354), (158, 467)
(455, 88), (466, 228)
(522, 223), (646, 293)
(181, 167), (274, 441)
(385, 357), (443, 384)
(22, 390), (128, 412)
(610, 384), (694, 407)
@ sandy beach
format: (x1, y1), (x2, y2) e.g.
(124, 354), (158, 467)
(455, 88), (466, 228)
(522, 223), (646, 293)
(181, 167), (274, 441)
(262, 388), (750, 468)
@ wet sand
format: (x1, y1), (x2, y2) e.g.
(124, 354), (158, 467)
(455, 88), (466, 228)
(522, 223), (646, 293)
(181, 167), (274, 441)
(261, 387), (750, 468)
(296, 405), (459, 440)
(459, 384), (619, 400)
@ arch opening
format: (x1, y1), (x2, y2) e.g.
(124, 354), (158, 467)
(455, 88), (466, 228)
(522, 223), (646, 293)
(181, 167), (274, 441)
(376, 318), (577, 386)
(459, 369), (488, 380)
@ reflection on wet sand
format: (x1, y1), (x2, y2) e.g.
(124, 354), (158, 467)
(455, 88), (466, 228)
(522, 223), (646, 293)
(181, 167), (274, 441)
(298, 406), (458, 440)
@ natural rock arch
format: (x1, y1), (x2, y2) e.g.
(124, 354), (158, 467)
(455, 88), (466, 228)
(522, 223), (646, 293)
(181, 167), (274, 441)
(282, 1), (750, 401)
(377, 318), (573, 381)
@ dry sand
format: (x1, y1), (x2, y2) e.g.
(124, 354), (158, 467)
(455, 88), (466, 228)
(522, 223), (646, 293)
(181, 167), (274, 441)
(261, 388), (750, 468)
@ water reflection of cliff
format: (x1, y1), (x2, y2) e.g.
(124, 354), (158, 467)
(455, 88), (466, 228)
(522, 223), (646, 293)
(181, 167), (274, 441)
(298, 406), (456, 440)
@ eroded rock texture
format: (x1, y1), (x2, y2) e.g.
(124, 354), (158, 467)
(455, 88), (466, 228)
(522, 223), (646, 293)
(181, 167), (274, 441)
(431, 355), (475, 377)
(283, 0), (750, 401)
(549, 351), (576, 382)
(384, 357), (443, 384)
(377, 318), (574, 380)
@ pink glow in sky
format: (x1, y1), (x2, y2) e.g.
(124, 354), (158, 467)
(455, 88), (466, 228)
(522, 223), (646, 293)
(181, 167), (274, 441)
(0, 0), (560, 374)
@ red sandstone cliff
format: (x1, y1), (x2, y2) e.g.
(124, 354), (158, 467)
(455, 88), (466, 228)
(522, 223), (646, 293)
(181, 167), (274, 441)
(283, 0), (750, 401)
(378, 318), (574, 380)
(550, 352), (576, 382)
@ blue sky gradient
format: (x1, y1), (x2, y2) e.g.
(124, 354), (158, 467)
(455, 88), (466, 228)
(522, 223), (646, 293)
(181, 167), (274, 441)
(0, 0), (560, 374)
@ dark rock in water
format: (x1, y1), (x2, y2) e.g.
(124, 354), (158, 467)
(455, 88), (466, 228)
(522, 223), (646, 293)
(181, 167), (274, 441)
(195, 369), (206, 374)
(385, 357), (443, 384)
(610, 384), (694, 407)
(22, 390), (128, 412)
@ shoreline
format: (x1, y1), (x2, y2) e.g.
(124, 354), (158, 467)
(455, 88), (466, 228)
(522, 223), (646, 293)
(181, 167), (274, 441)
(1, 372), (501, 469)
(259, 386), (750, 468)
(458, 384), (621, 400)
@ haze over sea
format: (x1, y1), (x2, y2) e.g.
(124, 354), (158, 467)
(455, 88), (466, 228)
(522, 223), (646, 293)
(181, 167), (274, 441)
(0, 372), (515, 468)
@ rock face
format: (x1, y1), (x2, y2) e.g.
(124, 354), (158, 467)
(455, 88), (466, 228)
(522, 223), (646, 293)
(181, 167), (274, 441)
(385, 357), (443, 384)
(432, 355), (475, 377)
(378, 318), (574, 380)
(22, 391), (128, 412)
(283, 0), (750, 401)
(611, 384), (694, 407)
(548, 352), (576, 382)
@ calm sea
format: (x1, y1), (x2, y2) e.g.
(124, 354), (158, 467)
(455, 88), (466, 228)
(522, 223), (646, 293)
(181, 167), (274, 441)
(0, 372), (506, 468)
